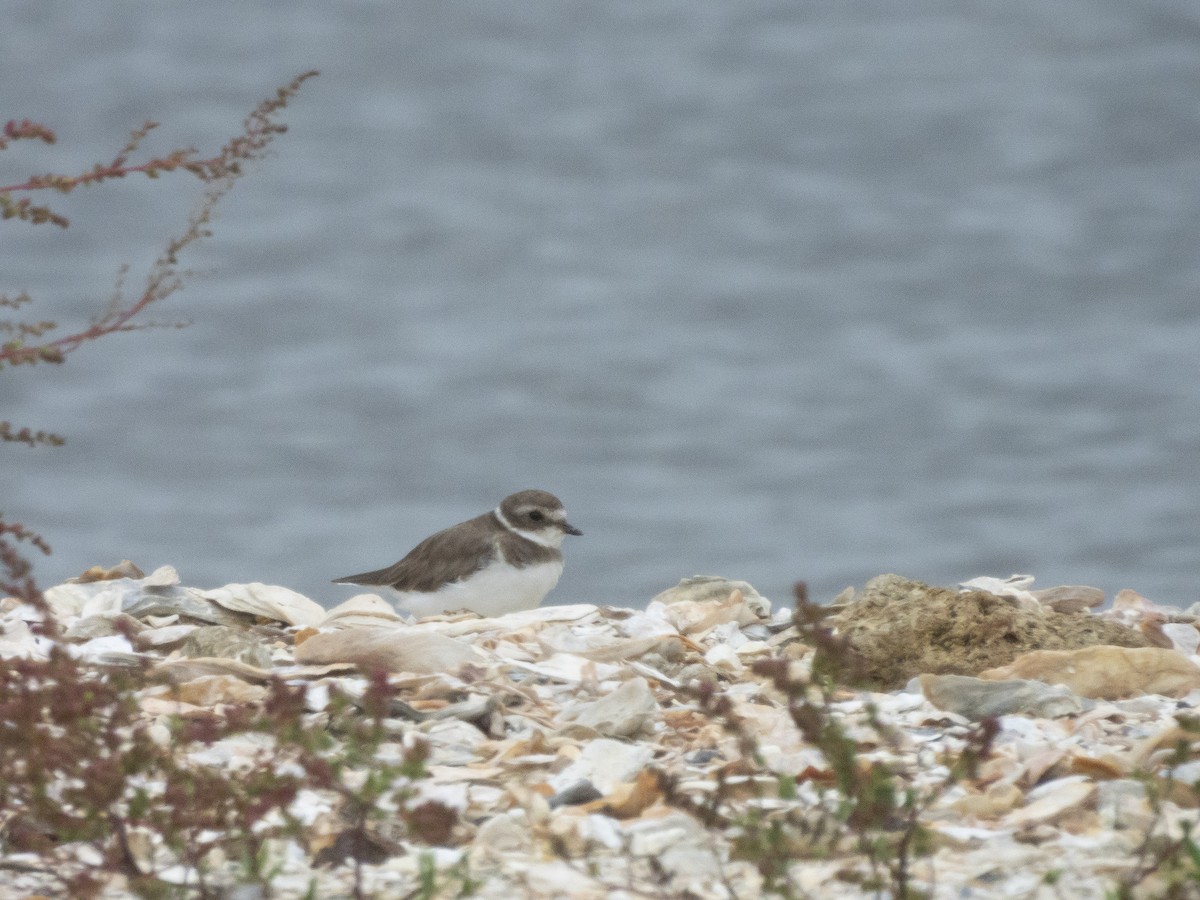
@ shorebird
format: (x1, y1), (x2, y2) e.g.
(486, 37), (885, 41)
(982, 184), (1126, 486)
(333, 489), (581, 618)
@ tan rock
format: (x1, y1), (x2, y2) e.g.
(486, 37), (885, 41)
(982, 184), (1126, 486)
(139, 696), (209, 718)
(950, 782), (1024, 818)
(69, 560), (145, 583)
(578, 769), (665, 819)
(1031, 585), (1105, 614)
(1000, 778), (1096, 829)
(979, 645), (1200, 699)
(320, 593), (407, 628)
(650, 576), (771, 625)
(293, 626), (481, 673)
(574, 635), (691, 664)
(1112, 588), (1155, 612)
(198, 582), (327, 627)
(167, 674), (269, 707)
(831, 575), (1150, 689)
(152, 656), (275, 683)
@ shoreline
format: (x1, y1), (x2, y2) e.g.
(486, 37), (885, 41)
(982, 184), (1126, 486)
(2, 566), (1199, 897)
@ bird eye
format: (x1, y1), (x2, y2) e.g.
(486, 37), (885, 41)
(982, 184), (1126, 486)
(529, 510), (545, 522)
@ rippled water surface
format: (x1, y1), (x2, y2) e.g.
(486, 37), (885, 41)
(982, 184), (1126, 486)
(4, 1), (1199, 607)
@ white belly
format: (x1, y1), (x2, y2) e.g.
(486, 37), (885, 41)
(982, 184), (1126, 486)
(389, 559), (563, 618)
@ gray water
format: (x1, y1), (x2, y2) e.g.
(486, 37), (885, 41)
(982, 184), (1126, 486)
(3, 1), (1199, 609)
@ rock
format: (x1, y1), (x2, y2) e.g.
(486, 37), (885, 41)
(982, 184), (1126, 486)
(546, 807), (623, 858)
(43, 578), (140, 621)
(1000, 776), (1096, 829)
(410, 604), (601, 640)
(549, 780), (604, 808)
(73, 634), (141, 666)
(127, 587), (256, 627)
(424, 719), (491, 766)
(152, 674), (269, 707)
(132, 623), (199, 650)
(959, 575), (1042, 611)
(508, 653), (621, 684)
(831, 575), (1151, 689)
(731, 697), (819, 773)
(405, 695), (501, 731)
(703, 642), (742, 672)
(623, 810), (726, 886)
(0, 618), (50, 660)
(979, 646), (1200, 699)
(1095, 780), (1153, 831)
(293, 626), (480, 673)
(549, 738), (655, 794)
(469, 812), (534, 867)
(558, 677), (660, 737)
(1112, 588), (1159, 613)
(321, 594), (407, 628)
(44, 565), (244, 625)
(1137, 615), (1176, 649)
(69, 560), (146, 583)
(180, 626), (273, 669)
(63, 613), (145, 641)
(1031, 585), (1106, 614)
(650, 576), (771, 624)
(525, 860), (606, 898)
(198, 583), (326, 627)
(652, 592), (755, 636)
(577, 768), (666, 819)
(918, 673), (1092, 720)
(152, 656), (274, 683)
(949, 782), (1025, 818)
(1162, 622), (1200, 656)
(573, 635), (689, 664)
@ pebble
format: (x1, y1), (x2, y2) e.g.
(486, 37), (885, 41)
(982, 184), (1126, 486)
(919, 673), (1093, 719)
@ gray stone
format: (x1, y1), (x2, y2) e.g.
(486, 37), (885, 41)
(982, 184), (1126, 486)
(124, 586), (256, 627)
(180, 625), (272, 669)
(919, 673), (1092, 720)
(549, 780), (604, 808)
(557, 676), (660, 738)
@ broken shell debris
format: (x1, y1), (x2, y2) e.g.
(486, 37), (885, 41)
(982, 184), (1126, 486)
(3, 568), (1200, 897)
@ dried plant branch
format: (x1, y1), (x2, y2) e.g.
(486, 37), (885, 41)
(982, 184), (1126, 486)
(1, 70), (318, 600)
(0, 518), (52, 602)
(0, 69), (318, 367)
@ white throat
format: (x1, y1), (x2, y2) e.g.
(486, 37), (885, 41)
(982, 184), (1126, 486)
(493, 507), (565, 549)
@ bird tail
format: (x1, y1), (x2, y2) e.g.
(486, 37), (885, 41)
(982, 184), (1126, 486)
(331, 568), (390, 586)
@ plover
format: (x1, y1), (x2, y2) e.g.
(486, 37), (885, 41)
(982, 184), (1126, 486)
(333, 489), (582, 618)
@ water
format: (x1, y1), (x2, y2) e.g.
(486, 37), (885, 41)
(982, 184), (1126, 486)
(3, 1), (1199, 609)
